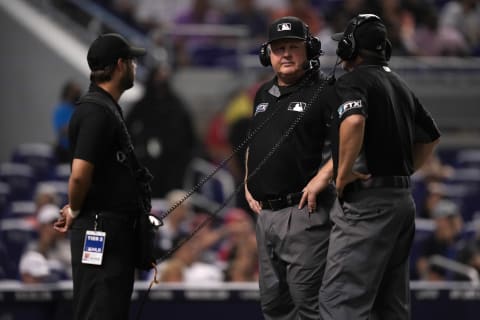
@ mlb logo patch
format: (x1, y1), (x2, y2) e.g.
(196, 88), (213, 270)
(288, 102), (306, 112)
(337, 100), (362, 117)
(255, 103), (268, 115)
(277, 23), (292, 31)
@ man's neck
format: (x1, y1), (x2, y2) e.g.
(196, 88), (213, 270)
(98, 82), (123, 102)
(277, 70), (306, 87)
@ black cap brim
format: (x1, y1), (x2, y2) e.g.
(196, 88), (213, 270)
(331, 32), (344, 41)
(268, 35), (306, 44)
(128, 47), (146, 57)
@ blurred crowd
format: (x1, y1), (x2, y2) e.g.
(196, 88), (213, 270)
(411, 151), (480, 282)
(1, 0), (480, 286)
(90, 0), (480, 68)
(1, 70), (480, 286)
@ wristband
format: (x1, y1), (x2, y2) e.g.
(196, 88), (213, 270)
(68, 207), (80, 219)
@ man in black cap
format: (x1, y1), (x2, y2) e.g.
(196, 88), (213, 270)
(54, 33), (148, 320)
(317, 14), (441, 320)
(245, 16), (338, 319)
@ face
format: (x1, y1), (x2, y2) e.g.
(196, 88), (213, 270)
(120, 58), (136, 90)
(269, 38), (307, 86)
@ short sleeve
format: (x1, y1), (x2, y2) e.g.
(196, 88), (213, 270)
(413, 95), (441, 143)
(73, 106), (116, 165)
(335, 75), (368, 122)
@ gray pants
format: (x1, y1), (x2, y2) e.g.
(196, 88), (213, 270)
(319, 188), (415, 320)
(256, 192), (333, 320)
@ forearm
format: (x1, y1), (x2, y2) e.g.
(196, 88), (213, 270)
(68, 158), (94, 213)
(244, 147), (249, 184)
(337, 115), (365, 183)
(413, 138), (440, 172)
(316, 158), (334, 183)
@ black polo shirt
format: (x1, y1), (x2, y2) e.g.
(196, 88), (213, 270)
(247, 69), (338, 200)
(331, 58), (441, 178)
(69, 83), (139, 212)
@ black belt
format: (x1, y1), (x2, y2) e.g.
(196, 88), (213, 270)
(81, 210), (137, 223)
(260, 192), (303, 211)
(343, 176), (411, 193)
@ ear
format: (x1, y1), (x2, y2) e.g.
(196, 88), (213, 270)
(115, 58), (126, 71)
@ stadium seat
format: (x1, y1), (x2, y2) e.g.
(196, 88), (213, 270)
(11, 143), (57, 181)
(3, 201), (36, 219)
(53, 163), (70, 182)
(0, 182), (10, 219)
(0, 162), (36, 201)
(456, 149), (480, 168)
(0, 217), (38, 279)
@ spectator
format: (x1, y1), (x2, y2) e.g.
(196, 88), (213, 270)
(107, 0), (146, 33)
(319, 0), (370, 56)
(440, 0), (480, 55)
(222, 0), (269, 51)
(418, 181), (447, 219)
(155, 189), (193, 256)
(368, 0), (415, 56)
(173, 0), (223, 66)
(409, 6), (469, 56)
(19, 204), (72, 282)
(18, 251), (51, 283)
(270, 0), (324, 35)
(457, 231), (480, 279)
(34, 183), (61, 209)
(417, 152), (455, 182)
(134, 0), (190, 30)
(416, 199), (464, 281)
(52, 80), (82, 163)
(126, 64), (197, 197)
(152, 234), (224, 283)
(218, 208), (258, 282)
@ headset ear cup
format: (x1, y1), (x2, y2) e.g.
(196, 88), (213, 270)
(306, 36), (322, 60)
(336, 34), (355, 61)
(259, 43), (271, 67)
(385, 38), (392, 61)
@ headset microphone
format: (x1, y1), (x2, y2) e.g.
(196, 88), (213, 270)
(326, 56), (341, 85)
(303, 58), (320, 70)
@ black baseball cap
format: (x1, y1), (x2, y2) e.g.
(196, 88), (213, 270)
(267, 16), (308, 44)
(87, 33), (146, 71)
(332, 15), (388, 52)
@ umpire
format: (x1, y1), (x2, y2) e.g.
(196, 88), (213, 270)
(318, 14), (441, 320)
(245, 16), (337, 319)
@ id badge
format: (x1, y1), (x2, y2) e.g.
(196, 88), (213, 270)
(82, 230), (106, 265)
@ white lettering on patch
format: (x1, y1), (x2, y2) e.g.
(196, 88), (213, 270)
(255, 103), (268, 115)
(288, 102), (306, 112)
(337, 100), (362, 117)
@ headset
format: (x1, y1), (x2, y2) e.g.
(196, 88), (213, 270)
(259, 23), (322, 67)
(336, 14), (391, 61)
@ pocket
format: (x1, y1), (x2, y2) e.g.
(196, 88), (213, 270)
(341, 200), (393, 221)
(304, 208), (330, 230)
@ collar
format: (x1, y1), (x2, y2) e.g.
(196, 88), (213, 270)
(88, 82), (124, 117)
(358, 56), (388, 67)
(267, 69), (319, 98)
